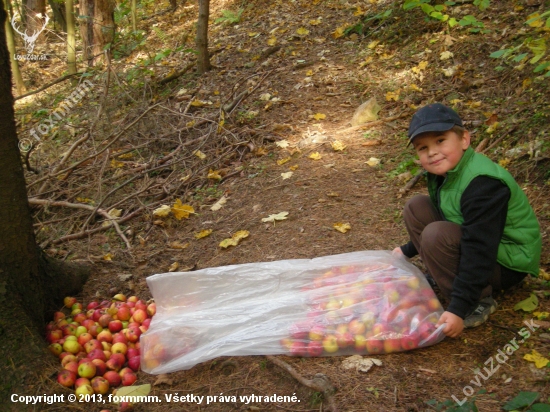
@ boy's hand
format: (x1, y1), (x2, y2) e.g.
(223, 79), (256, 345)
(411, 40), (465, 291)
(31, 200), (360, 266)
(437, 311), (464, 338)
(392, 247), (404, 257)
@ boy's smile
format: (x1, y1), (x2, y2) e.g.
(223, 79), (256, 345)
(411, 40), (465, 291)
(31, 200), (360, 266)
(412, 129), (470, 176)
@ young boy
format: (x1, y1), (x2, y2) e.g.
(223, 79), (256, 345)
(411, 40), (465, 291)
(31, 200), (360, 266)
(393, 103), (541, 338)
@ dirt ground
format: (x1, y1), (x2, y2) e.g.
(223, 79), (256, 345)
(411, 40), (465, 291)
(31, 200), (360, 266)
(13, 0), (550, 411)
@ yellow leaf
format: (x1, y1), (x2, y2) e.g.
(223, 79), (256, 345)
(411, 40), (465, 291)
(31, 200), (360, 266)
(368, 40), (379, 49)
(309, 18), (322, 26)
(190, 99), (206, 107)
(440, 51), (454, 60)
(289, 165), (299, 171)
(385, 91), (400, 101)
(281, 172), (293, 180)
(522, 78), (532, 89)
(533, 311), (550, 320)
(408, 84), (423, 92)
(76, 197), (94, 204)
(114, 384), (151, 403)
(331, 140), (347, 151)
(262, 212), (289, 223)
(171, 199), (195, 220)
(277, 157), (291, 165)
(208, 169), (222, 180)
(211, 195), (228, 211)
(313, 113), (326, 120)
(296, 27), (310, 36)
(449, 99), (462, 105)
(306, 69), (314, 76)
(465, 101), (482, 108)
(333, 26), (346, 39)
(366, 157), (380, 167)
(169, 241), (189, 249)
(110, 159), (125, 168)
(117, 152), (134, 159)
(267, 36), (277, 46)
(168, 262), (179, 272)
(418, 60), (429, 70)
(309, 152), (322, 160)
(539, 268), (550, 280)
(195, 229), (213, 239)
(256, 147), (268, 156)
(194, 150), (206, 160)
(524, 350), (550, 368)
(527, 13), (544, 28)
(276, 140), (290, 148)
(248, 32), (259, 37)
(354, 6), (363, 16)
(103, 253), (113, 261)
(219, 230), (250, 248)
(153, 205), (171, 217)
(499, 158), (511, 168)
(186, 120), (196, 128)
(107, 208), (122, 218)
(333, 222), (351, 233)
(486, 122), (499, 134)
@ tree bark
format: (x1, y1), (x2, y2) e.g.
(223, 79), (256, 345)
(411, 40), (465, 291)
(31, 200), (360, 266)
(65, 0), (76, 73)
(0, 2), (89, 405)
(78, 0), (93, 66)
(48, 0), (66, 32)
(196, 0), (211, 74)
(92, 0), (115, 64)
(3, 2), (25, 94)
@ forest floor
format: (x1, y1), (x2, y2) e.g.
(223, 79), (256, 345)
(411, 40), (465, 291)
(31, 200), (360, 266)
(12, 0), (550, 411)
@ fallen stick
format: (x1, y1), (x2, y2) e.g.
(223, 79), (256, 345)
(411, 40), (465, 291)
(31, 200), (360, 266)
(266, 355), (337, 412)
(400, 169), (425, 193)
(15, 72), (85, 100)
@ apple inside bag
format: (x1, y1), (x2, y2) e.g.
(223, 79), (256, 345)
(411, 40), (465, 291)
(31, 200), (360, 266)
(141, 250), (445, 374)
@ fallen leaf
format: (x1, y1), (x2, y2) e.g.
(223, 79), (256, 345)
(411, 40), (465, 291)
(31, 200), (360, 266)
(281, 172), (293, 180)
(267, 36), (277, 46)
(333, 25), (346, 39)
(276, 140), (290, 148)
(260, 93), (272, 101)
(341, 355), (382, 373)
(296, 27), (310, 36)
(171, 199), (195, 220)
(312, 113), (326, 120)
(277, 157), (291, 165)
(539, 268), (550, 280)
(289, 165), (299, 171)
(110, 159), (125, 168)
(366, 157), (380, 167)
(194, 150), (206, 160)
(114, 384), (151, 403)
(440, 51), (454, 60)
(153, 205), (171, 217)
(309, 18), (322, 25)
(385, 91), (400, 101)
(153, 374), (173, 386)
(262, 211), (289, 223)
(195, 229), (213, 239)
(533, 311), (550, 320)
(367, 40), (379, 49)
(168, 262), (179, 272)
(219, 230), (250, 248)
(208, 169), (222, 180)
(331, 140), (347, 151)
(211, 196), (228, 211)
(309, 152), (322, 160)
(107, 208), (122, 218)
(169, 241), (189, 249)
(408, 84), (423, 92)
(103, 253), (113, 261)
(514, 293), (539, 312)
(524, 350), (550, 368)
(333, 222), (351, 233)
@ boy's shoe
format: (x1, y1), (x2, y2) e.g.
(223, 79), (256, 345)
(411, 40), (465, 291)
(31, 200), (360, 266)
(463, 297), (498, 328)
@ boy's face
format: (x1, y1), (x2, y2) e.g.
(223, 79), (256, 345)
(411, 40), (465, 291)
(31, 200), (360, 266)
(412, 129), (470, 176)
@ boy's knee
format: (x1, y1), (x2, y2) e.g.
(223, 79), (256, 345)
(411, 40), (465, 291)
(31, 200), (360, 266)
(421, 221), (461, 251)
(404, 195), (431, 218)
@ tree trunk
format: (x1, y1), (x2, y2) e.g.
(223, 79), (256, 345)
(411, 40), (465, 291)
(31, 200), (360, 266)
(3, 2), (25, 94)
(78, 0), (93, 65)
(0, 2), (89, 405)
(131, 0), (136, 31)
(92, 0), (115, 65)
(24, 0), (45, 33)
(48, 0), (66, 32)
(196, 0), (211, 74)
(65, 0), (76, 73)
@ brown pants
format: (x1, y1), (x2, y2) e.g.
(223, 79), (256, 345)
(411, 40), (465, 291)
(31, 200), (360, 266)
(402, 195), (502, 303)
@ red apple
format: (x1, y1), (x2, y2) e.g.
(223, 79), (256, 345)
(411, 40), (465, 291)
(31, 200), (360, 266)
(84, 339), (102, 354)
(97, 330), (113, 343)
(88, 348), (107, 362)
(75, 377), (91, 388)
(132, 309), (147, 324)
(61, 354), (77, 367)
(106, 357), (122, 372)
(135, 300), (147, 311)
(365, 339), (384, 354)
(383, 337), (401, 354)
(121, 370), (137, 386)
(108, 320), (123, 333)
(87, 301), (100, 311)
(57, 370), (77, 387)
(91, 376), (110, 394)
(64, 361), (79, 374)
(64, 297), (77, 309)
(146, 303), (156, 317)
(46, 329), (63, 344)
(124, 327), (141, 343)
(128, 356), (140, 372)
(116, 306), (131, 321)
(103, 370), (122, 387)
(77, 333), (93, 346)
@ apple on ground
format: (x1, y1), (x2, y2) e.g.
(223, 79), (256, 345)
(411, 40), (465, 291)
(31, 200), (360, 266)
(103, 370), (122, 387)
(121, 370), (137, 386)
(75, 384), (94, 396)
(74, 377), (91, 388)
(77, 359), (97, 379)
(91, 376), (110, 394)
(128, 356), (140, 372)
(64, 296), (77, 309)
(57, 370), (77, 388)
(92, 359), (107, 376)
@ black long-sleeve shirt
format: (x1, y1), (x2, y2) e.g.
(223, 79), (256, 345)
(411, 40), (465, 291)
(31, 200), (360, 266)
(401, 176), (526, 318)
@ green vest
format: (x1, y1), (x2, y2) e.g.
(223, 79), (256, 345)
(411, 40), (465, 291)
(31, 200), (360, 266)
(427, 147), (541, 275)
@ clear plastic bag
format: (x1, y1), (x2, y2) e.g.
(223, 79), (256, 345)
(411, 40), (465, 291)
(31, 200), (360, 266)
(141, 251), (445, 374)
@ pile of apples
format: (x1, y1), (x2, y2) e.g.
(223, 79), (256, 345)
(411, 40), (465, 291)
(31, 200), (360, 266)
(280, 264), (444, 357)
(46, 294), (155, 397)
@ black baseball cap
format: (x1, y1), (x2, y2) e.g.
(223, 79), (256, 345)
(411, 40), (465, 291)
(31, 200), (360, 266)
(407, 103), (463, 145)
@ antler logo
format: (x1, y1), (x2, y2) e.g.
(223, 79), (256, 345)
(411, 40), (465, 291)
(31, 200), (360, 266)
(11, 12), (49, 54)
